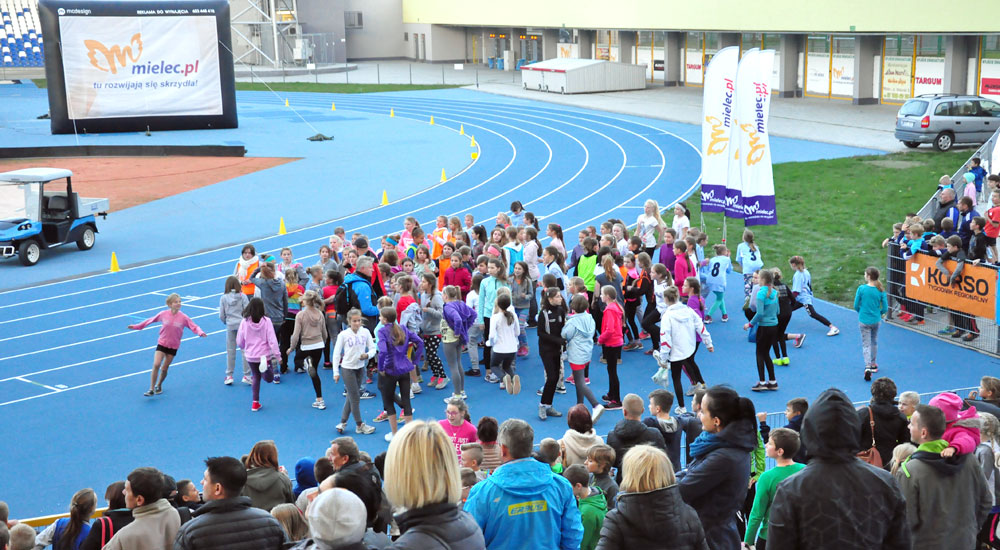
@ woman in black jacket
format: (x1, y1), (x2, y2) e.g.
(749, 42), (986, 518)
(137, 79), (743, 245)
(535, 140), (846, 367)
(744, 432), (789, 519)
(537, 287), (568, 420)
(597, 444), (708, 550)
(857, 377), (910, 469)
(80, 482), (133, 550)
(384, 420), (485, 550)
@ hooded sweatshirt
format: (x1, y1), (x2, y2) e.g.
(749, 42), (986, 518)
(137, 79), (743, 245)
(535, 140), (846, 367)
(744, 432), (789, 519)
(331, 327), (376, 375)
(597, 301), (624, 347)
(595, 485), (707, 550)
(464, 457), (584, 550)
(102, 499), (181, 550)
(288, 307), (328, 350)
(561, 312), (596, 365)
(537, 304), (567, 353)
(219, 291), (249, 329)
(250, 275), (288, 326)
(376, 323), (424, 377)
(342, 272), (379, 318)
(419, 291), (444, 336)
(293, 458), (317, 499)
(578, 488), (608, 550)
(236, 316), (280, 362)
(560, 428), (604, 467)
(442, 300), (476, 345)
(607, 419), (667, 483)
(241, 467), (293, 512)
(644, 414), (703, 472)
(659, 303), (713, 362)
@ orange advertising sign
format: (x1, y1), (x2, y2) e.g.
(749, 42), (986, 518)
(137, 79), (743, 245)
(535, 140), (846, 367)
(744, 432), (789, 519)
(906, 254), (997, 319)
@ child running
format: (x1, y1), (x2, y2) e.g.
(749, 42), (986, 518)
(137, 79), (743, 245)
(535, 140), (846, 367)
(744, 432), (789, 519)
(656, 286), (713, 414)
(286, 290), (329, 410)
(377, 307), (424, 442)
(736, 229), (764, 301)
(219, 276), (250, 386)
(854, 267), (888, 382)
(789, 255), (840, 336)
(332, 309), (377, 435)
(704, 244), (732, 323)
(236, 297), (279, 412)
(129, 293), (207, 396)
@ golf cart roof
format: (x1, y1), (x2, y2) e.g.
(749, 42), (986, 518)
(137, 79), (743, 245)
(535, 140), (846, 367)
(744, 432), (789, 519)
(0, 168), (73, 184)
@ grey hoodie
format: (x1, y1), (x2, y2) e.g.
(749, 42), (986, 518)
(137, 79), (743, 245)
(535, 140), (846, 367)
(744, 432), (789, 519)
(219, 291), (249, 329)
(419, 291), (444, 336)
(250, 276), (288, 326)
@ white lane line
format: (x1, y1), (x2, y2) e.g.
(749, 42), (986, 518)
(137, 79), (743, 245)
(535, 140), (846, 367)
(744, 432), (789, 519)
(0, 304), (163, 342)
(0, 351), (228, 408)
(15, 377), (61, 392)
(0, 312), (218, 363)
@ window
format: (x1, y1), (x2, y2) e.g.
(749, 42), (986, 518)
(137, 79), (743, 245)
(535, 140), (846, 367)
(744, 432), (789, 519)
(979, 100), (1000, 117)
(344, 11), (363, 29)
(934, 102), (952, 116)
(900, 100), (928, 117)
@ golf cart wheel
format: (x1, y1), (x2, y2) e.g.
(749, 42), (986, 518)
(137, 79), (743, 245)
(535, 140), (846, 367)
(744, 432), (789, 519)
(18, 239), (40, 266)
(933, 132), (954, 152)
(77, 226), (96, 250)
(903, 141), (920, 149)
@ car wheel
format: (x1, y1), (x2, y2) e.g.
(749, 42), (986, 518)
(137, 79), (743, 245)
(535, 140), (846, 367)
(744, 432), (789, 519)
(18, 239), (40, 266)
(933, 132), (954, 152)
(77, 226), (96, 251)
(903, 141), (920, 149)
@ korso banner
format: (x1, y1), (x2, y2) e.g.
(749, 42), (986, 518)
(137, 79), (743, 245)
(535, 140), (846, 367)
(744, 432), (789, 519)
(906, 254), (998, 320)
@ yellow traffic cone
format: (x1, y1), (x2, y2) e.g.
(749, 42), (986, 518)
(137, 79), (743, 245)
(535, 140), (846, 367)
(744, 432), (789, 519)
(470, 135), (476, 147)
(279, 217), (287, 235)
(285, 98), (289, 107)
(429, 116), (435, 125)
(331, 102), (336, 111)
(440, 169), (447, 182)
(460, 124), (464, 135)
(381, 190), (389, 206)
(109, 252), (120, 272)
(471, 152), (479, 160)
(390, 108), (394, 118)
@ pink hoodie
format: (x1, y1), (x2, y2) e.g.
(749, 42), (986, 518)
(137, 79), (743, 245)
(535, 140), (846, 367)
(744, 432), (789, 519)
(929, 392), (981, 455)
(236, 316), (280, 361)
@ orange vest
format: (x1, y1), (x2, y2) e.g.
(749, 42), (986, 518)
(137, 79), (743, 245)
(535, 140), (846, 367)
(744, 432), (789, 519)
(237, 258), (259, 296)
(431, 227), (451, 260)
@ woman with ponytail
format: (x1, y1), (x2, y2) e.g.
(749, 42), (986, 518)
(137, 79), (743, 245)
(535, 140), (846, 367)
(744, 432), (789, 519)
(677, 386), (757, 550)
(854, 267), (889, 382)
(35, 488), (97, 550)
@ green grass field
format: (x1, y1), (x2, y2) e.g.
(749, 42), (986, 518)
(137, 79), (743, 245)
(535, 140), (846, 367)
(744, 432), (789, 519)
(31, 79), (461, 93)
(678, 150), (972, 305)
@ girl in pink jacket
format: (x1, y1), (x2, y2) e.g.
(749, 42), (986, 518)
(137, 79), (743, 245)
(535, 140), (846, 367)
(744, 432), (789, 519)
(237, 298), (281, 412)
(128, 293), (206, 397)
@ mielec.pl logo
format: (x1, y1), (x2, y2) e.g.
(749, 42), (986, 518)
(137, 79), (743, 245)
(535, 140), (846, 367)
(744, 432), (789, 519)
(85, 33), (143, 74)
(909, 262), (926, 288)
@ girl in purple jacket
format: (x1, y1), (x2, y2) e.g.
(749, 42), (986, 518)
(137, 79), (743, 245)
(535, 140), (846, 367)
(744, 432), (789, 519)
(377, 306), (425, 442)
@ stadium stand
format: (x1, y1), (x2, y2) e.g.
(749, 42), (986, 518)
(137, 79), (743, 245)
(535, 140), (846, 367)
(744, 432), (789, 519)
(1, 0), (44, 67)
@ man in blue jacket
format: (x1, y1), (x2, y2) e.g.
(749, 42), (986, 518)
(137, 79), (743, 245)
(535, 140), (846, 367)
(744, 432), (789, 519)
(464, 419), (583, 550)
(343, 258), (380, 330)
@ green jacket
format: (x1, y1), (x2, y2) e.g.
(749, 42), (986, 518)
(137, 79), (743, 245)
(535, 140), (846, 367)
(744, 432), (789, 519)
(579, 487), (608, 550)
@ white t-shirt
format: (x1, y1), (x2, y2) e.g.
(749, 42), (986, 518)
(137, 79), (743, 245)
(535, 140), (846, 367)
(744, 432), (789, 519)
(635, 213), (662, 248)
(672, 215), (690, 238)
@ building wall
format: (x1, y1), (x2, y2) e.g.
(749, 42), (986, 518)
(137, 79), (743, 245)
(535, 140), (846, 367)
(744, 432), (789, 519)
(345, 0), (406, 60)
(402, 0), (997, 34)
(298, 0), (347, 63)
(400, 22), (466, 62)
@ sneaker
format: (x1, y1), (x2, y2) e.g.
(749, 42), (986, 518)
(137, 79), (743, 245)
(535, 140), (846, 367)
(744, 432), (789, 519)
(599, 357), (607, 364)
(555, 385), (567, 394)
(444, 394), (463, 404)
(623, 341), (643, 351)
(224, 376), (234, 385)
(601, 393), (610, 401)
(336, 422), (346, 434)
(373, 411), (390, 423)
(751, 382), (767, 392)
(644, 349), (655, 356)
(343, 390), (348, 397)
(603, 400), (623, 410)
(545, 407), (562, 417)
(312, 400), (327, 410)
(511, 375), (521, 395)
(565, 375), (576, 385)
(295, 366), (306, 374)
(963, 332), (979, 341)
(826, 326), (840, 336)
(938, 327), (957, 335)
(461, 390), (468, 399)
(674, 406), (688, 415)
(704, 315), (713, 324)
(412, 383), (422, 394)
(356, 423), (376, 435)
(913, 320), (926, 326)
(591, 405), (605, 423)
(429, 376), (439, 387)
(765, 381), (779, 391)
(416, 375), (424, 384)
(870, 363), (878, 373)
(252, 401), (262, 411)
(899, 312), (913, 322)
(273, 373), (281, 384)
(485, 373), (500, 384)
(435, 377), (449, 390)
(517, 346), (529, 357)
(384, 432), (394, 442)
(241, 375), (252, 385)
(538, 404), (548, 420)
(154, 385), (162, 395)
(721, 314), (729, 322)
(503, 374), (513, 394)
(143, 389), (154, 397)
(536, 387), (544, 396)
(684, 385), (696, 396)
(323, 362), (333, 370)
(409, 390), (415, 399)
(359, 389), (376, 400)
(465, 368), (481, 376)
(585, 377), (591, 385)
(864, 368), (872, 382)
(950, 330), (965, 338)
(421, 363), (429, 372)
(639, 331), (650, 340)
(793, 334), (806, 348)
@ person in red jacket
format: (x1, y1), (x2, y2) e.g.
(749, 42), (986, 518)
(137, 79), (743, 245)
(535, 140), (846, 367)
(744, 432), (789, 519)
(597, 285), (625, 410)
(443, 251), (472, 298)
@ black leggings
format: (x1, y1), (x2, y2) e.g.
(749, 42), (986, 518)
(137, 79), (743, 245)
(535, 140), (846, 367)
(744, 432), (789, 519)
(603, 346), (622, 402)
(378, 371), (412, 416)
(792, 302), (832, 327)
(482, 317), (492, 373)
(640, 306), (661, 349)
(299, 348), (324, 398)
(491, 351), (516, 378)
(539, 348), (561, 406)
(623, 301), (640, 341)
(670, 354), (700, 409)
(772, 313), (791, 359)
(688, 340), (705, 385)
(755, 325), (778, 381)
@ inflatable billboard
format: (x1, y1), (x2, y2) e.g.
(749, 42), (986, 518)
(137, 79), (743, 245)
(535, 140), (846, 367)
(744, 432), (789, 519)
(38, 0), (237, 134)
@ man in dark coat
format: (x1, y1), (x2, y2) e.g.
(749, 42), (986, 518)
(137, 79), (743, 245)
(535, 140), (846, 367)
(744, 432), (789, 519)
(768, 388), (910, 550)
(173, 456), (286, 550)
(606, 393), (666, 483)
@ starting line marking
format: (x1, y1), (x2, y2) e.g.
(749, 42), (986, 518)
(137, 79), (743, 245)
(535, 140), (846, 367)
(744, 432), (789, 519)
(15, 377), (61, 392)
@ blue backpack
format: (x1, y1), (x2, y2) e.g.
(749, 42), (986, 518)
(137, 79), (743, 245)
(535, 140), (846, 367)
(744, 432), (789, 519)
(505, 245), (524, 274)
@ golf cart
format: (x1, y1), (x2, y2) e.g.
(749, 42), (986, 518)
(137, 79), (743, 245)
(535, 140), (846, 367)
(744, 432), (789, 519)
(0, 168), (109, 266)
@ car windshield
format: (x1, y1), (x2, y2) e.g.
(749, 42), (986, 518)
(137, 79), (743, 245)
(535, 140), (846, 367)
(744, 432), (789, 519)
(0, 182), (40, 221)
(899, 100), (928, 117)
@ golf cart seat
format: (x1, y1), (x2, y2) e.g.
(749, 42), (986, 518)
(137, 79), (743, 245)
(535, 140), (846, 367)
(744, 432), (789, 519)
(44, 195), (72, 220)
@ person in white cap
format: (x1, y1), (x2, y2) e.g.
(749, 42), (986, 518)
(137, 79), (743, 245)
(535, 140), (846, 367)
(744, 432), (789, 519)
(289, 488), (368, 550)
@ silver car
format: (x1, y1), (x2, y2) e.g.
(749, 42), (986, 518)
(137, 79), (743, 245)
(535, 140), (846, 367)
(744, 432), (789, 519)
(894, 94), (1000, 151)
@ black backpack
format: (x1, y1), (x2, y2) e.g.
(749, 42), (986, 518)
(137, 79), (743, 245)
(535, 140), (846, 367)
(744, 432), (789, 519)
(334, 281), (357, 316)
